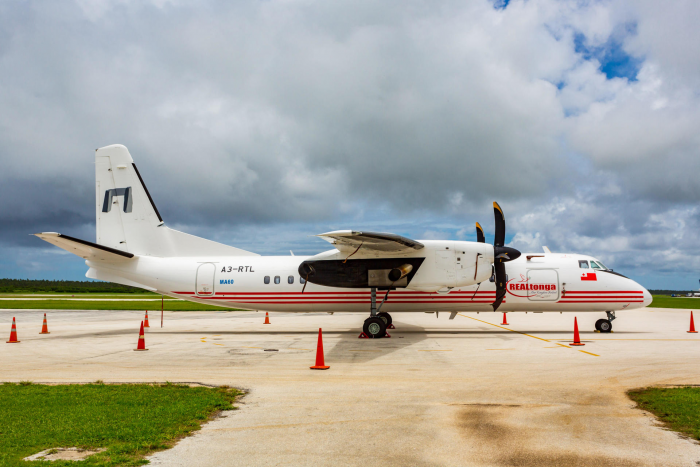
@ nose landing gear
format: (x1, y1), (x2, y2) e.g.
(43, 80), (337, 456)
(595, 311), (615, 333)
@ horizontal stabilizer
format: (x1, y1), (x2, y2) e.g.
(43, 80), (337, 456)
(34, 233), (135, 262)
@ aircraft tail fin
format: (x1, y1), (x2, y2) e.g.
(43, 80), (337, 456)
(95, 144), (258, 257)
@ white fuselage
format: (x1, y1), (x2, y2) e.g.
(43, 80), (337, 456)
(87, 241), (652, 313)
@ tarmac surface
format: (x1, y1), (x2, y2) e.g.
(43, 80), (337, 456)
(2, 308), (700, 466)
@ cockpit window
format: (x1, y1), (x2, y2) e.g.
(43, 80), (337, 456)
(596, 261), (608, 270)
(578, 260), (589, 269)
(590, 261), (601, 269)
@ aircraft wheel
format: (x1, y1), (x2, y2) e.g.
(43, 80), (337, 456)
(594, 319), (605, 331)
(377, 312), (393, 327)
(363, 317), (387, 339)
(599, 319), (612, 333)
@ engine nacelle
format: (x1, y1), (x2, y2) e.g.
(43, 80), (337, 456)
(298, 240), (494, 290)
(405, 240), (494, 291)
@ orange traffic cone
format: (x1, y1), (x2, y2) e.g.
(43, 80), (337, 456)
(134, 321), (148, 351)
(40, 313), (50, 334)
(569, 317), (585, 346)
(263, 312), (271, 324)
(7, 317), (20, 343)
(310, 328), (330, 370)
(689, 311), (698, 333)
(501, 312), (509, 325)
(144, 311), (150, 328)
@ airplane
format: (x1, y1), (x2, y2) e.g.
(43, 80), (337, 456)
(35, 144), (652, 338)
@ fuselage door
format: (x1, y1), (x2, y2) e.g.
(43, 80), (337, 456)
(196, 263), (216, 296)
(526, 269), (559, 301)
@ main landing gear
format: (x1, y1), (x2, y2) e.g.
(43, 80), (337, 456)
(595, 311), (616, 333)
(362, 287), (393, 338)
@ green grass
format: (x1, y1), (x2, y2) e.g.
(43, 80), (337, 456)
(0, 299), (237, 311)
(650, 295), (700, 309)
(0, 294), (167, 299)
(0, 382), (239, 466)
(628, 387), (700, 442)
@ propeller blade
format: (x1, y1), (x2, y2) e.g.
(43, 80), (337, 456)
(492, 260), (507, 311)
(476, 222), (485, 243)
(490, 202), (519, 311)
(493, 202), (505, 247)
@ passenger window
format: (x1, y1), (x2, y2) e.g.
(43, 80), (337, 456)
(578, 260), (589, 269)
(274, 276), (280, 284)
(288, 276), (294, 284)
(264, 276), (270, 284)
(300, 276), (306, 284)
(590, 261), (601, 269)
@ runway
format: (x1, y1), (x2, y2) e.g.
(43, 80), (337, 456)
(2, 308), (699, 466)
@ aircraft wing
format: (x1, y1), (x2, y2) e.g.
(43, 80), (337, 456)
(34, 232), (135, 262)
(315, 230), (424, 254)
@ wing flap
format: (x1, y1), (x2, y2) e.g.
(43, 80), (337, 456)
(34, 233), (135, 262)
(316, 230), (424, 254)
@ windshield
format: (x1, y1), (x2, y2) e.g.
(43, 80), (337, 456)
(591, 260), (608, 270)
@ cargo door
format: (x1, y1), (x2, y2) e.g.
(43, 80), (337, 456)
(526, 269), (559, 301)
(196, 263), (216, 296)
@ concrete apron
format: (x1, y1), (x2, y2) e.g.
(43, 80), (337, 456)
(2, 308), (699, 467)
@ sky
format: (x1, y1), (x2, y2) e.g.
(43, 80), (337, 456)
(1, 0), (699, 290)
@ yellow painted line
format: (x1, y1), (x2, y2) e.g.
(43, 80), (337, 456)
(458, 313), (599, 357)
(458, 314), (551, 342)
(213, 344), (224, 346)
(418, 350), (452, 352)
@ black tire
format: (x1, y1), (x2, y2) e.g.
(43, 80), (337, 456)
(599, 319), (612, 333)
(363, 317), (387, 339)
(377, 312), (393, 327)
(595, 319), (605, 331)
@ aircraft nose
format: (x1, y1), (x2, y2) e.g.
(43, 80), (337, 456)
(641, 286), (652, 307)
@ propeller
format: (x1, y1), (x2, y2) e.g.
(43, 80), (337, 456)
(475, 222), (485, 243)
(484, 202), (521, 311)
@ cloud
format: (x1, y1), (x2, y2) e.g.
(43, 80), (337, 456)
(0, 0), (699, 289)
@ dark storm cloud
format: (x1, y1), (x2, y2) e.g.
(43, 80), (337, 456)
(0, 0), (699, 288)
